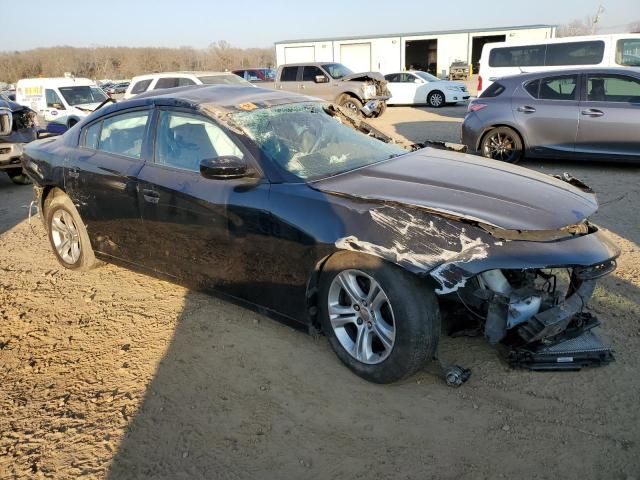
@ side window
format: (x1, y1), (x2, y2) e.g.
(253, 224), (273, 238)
(154, 77), (180, 89)
(401, 73), (417, 83)
(384, 74), (399, 82)
(98, 110), (149, 159)
(131, 79), (152, 95)
(45, 89), (65, 109)
(489, 45), (546, 67)
(177, 77), (196, 87)
(616, 38), (640, 67)
(524, 79), (539, 98)
(280, 67), (299, 82)
(546, 41), (604, 66)
(155, 111), (244, 172)
(587, 75), (640, 103)
(83, 122), (101, 149)
(538, 75), (578, 101)
(302, 66), (325, 81)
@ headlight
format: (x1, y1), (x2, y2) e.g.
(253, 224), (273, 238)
(363, 84), (376, 98)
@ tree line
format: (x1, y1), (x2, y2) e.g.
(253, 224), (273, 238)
(0, 41), (275, 84)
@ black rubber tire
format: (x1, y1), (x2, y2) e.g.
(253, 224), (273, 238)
(480, 126), (524, 163)
(427, 90), (445, 108)
(7, 168), (31, 185)
(372, 102), (387, 118)
(318, 252), (441, 383)
(44, 191), (97, 271)
(338, 95), (363, 116)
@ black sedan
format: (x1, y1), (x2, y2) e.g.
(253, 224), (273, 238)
(22, 85), (620, 383)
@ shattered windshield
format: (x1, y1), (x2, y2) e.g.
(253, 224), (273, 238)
(59, 86), (107, 106)
(322, 63), (354, 79)
(231, 102), (407, 181)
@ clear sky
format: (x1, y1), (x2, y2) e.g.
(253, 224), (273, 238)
(1, 0), (638, 51)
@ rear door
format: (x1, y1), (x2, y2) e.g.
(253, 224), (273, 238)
(275, 66), (300, 93)
(135, 107), (272, 300)
(384, 73), (416, 104)
(575, 72), (640, 160)
(68, 108), (151, 261)
(512, 73), (580, 157)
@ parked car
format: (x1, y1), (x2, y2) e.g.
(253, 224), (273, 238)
(232, 68), (276, 82)
(106, 82), (130, 95)
(0, 94), (38, 184)
(271, 62), (390, 117)
(384, 71), (470, 107)
(449, 61), (470, 80)
(124, 71), (251, 99)
(22, 85), (619, 383)
(15, 77), (108, 132)
(462, 68), (640, 163)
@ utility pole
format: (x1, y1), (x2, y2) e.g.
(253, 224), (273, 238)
(592, 5), (605, 34)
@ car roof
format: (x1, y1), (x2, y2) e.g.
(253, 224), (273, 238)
(131, 71), (236, 82)
(497, 67), (640, 83)
(97, 84), (319, 117)
(278, 62), (335, 68)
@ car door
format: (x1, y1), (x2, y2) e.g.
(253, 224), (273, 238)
(575, 73), (640, 160)
(300, 65), (329, 98)
(275, 66), (301, 93)
(135, 107), (272, 302)
(385, 73), (416, 104)
(44, 89), (67, 125)
(512, 74), (580, 157)
(67, 108), (151, 261)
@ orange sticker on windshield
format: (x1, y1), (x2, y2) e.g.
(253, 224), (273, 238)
(238, 102), (258, 111)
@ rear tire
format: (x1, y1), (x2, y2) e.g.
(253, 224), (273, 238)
(427, 90), (445, 108)
(480, 126), (523, 163)
(44, 191), (97, 271)
(318, 252), (440, 383)
(7, 168), (31, 185)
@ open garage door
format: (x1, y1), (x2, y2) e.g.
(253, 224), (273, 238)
(340, 43), (371, 72)
(284, 46), (315, 64)
(471, 35), (506, 73)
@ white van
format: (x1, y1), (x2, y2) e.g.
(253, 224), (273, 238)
(123, 71), (252, 100)
(15, 77), (108, 131)
(477, 33), (640, 95)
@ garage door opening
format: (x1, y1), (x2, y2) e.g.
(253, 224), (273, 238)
(405, 39), (437, 75)
(471, 35), (506, 73)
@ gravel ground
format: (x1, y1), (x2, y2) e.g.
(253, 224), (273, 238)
(1, 108), (639, 479)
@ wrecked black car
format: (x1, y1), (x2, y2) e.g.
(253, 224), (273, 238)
(0, 94), (37, 184)
(22, 85), (620, 384)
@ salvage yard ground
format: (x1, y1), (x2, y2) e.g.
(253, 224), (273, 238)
(1, 107), (639, 479)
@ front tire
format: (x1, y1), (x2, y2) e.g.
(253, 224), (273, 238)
(45, 192), (96, 271)
(427, 90), (445, 108)
(338, 95), (363, 116)
(480, 126), (523, 163)
(7, 168), (31, 185)
(319, 252), (440, 383)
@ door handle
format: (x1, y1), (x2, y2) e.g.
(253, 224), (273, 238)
(517, 106), (536, 113)
(142, 189), (160, 204)
(581, 109), (604, 117)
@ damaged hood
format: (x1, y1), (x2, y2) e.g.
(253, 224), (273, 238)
(340, 71), (386, 82)
(313, 148), (598, 231)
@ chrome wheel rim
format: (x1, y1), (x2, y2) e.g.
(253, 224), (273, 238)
(430, 92), (443, 107)
(50, 210), (81, 264)
(342, 101), (359, 114)
(483, 132), (516, 161)
(328, 269), (396, 364)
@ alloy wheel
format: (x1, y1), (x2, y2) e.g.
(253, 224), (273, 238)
(50, 210), (81, 264)
(483, 132), (517, 162)
(327, 269), (396, 364)
(429, 92), (443, 107)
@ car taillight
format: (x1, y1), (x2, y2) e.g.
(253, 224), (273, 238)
(477, 75), (482, 92)
(468, 103), (488, 113)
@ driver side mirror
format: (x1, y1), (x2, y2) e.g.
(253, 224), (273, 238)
(0, 109), (12, 136)
(52, 103), (65, 110)
(200, 156), (249, 180)
(315, 75), (329, 84)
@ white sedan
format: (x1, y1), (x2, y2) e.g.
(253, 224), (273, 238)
(384, 71), (470, 108)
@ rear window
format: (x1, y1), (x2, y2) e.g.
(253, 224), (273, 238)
(480, 82), (506, 98)
(616, 38), (640, 66)
(131, 79), (152, 94)
(280, 67), (299, 82)
(489, 45), (546, 67)
(545, 41), (604, 66)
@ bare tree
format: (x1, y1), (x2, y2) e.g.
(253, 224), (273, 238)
(557, 17), (594, 37)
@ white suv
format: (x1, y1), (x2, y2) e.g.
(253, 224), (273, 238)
(124, 71), (253, 99)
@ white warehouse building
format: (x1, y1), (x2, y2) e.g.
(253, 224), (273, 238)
(275, 24), (556, 76)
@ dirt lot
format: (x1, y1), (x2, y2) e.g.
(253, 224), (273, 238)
(1, 107), (639, 479)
